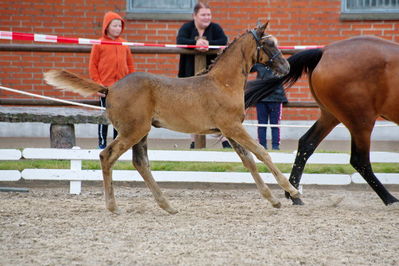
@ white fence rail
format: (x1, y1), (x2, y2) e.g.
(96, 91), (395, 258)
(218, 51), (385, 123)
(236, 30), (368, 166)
(1, 148), (399, 194)
(0, 149), (22, 182)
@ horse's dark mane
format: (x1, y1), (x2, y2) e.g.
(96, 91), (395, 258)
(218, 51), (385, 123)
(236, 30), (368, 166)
(197, 31), (250, 76)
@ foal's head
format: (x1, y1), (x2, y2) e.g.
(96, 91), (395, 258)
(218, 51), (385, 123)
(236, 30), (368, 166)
(250, 22), (289, 77)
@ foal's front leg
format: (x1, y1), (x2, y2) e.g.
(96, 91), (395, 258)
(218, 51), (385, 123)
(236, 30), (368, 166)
(227, 138), (281, 208)
(133, 136), (178, 214)
(224, 126), (300, 199)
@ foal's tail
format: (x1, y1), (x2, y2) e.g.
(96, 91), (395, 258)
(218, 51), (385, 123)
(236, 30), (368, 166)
(44, 69), (108, 96)
(244, 48), (324, 108)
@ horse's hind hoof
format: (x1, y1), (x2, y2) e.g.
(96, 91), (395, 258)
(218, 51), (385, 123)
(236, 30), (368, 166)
(386, 198), (399, 205)
(292, 197), (305, 205)
(387, 200), (399, 209)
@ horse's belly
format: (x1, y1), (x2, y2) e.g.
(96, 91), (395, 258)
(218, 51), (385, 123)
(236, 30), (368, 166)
(152, 117), (217, 134)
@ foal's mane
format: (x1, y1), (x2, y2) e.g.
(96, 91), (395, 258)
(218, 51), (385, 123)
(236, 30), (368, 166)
(197, 30), (251, 76)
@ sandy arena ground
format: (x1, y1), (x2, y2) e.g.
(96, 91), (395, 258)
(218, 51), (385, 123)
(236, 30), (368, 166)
(1, 183), (399, 265)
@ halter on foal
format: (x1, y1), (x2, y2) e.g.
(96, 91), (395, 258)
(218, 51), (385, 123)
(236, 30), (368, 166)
(44, 22), (300, 213)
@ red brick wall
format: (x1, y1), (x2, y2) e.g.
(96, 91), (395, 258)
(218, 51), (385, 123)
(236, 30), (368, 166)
(1, 0), (398, 121)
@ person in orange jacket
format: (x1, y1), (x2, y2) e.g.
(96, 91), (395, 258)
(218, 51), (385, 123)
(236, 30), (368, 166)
(89, 11), (135, 149)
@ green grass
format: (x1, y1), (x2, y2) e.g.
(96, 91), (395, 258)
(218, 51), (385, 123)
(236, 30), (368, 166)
(1, 159), (398, 174)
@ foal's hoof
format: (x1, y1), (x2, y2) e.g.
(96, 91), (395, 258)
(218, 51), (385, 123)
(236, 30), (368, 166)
(164, 207), (179, 215)
(290, 191), (301, 199)
(159, 201), (178, 214)
(272, 201), (282, 209)
(285, 191), (302, 204)
(106, 202), (118, 213)
(107, 206), (119, 213)
(107, 207), (120, 214)
(292, 197), (305, 205)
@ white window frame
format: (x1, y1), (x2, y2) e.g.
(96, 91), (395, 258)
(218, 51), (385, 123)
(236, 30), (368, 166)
(126, 0), (196, 20)
(341, 0), (399, 20)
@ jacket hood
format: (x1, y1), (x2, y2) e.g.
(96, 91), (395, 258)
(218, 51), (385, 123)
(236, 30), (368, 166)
(102, 11), (125, 37)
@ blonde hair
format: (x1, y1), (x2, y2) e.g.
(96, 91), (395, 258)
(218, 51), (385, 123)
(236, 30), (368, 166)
(193, 2), (210, 15)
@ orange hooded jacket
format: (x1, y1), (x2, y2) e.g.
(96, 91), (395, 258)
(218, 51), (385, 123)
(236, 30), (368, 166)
(89, 11), (134, 87)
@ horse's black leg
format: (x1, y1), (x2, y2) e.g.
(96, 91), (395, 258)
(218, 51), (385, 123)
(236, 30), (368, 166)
(350, 138), (399, 205)
(287, 116), (338, 205)
(132, 135), (178, 214)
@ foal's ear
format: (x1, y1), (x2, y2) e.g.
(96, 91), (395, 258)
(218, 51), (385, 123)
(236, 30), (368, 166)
(256, 21), (269, 35)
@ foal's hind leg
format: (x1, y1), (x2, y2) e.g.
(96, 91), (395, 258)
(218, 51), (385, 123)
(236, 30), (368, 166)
(286, 112), (339, 205)
(223, 125), (300, 200)
(132, 135), (178, 214)
(227, 138), (281, 208)
(100, 136), (139, 212)
(348, 126), (399, 205)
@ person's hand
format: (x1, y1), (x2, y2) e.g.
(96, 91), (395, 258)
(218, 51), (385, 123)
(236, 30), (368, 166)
(96, 91), (106, 97)
(195, 38), (209, 52)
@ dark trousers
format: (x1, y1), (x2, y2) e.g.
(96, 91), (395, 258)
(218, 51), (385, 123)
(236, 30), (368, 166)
(256, 102), (282, 149)
(98, 97), (117, 147)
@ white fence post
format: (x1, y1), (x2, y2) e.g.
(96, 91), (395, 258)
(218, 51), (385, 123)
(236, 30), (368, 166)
(70, 146), (82, 194)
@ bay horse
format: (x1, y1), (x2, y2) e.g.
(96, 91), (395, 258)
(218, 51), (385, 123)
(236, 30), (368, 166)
(245, 35), (399, 206)
(44, 22), (300, 214)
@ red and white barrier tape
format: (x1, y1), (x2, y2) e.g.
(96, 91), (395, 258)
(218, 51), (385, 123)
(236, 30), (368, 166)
(0, 31), (324, 50)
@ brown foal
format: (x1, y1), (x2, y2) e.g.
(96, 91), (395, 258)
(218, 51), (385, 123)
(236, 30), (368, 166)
(44, 22), (300, 213)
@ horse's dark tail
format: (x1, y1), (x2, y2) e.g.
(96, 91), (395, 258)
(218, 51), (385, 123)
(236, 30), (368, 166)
(283, 48), (324, 87)
(245, 77), (283, 108)
(244, 48), (324, 108)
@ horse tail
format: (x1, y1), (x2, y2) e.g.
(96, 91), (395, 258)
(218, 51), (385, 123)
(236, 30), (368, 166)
(283, 48), (324, 87)
(245, 77), (283, 108)
(44, 69), (108, 97)
(244, 48), (324, 108)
